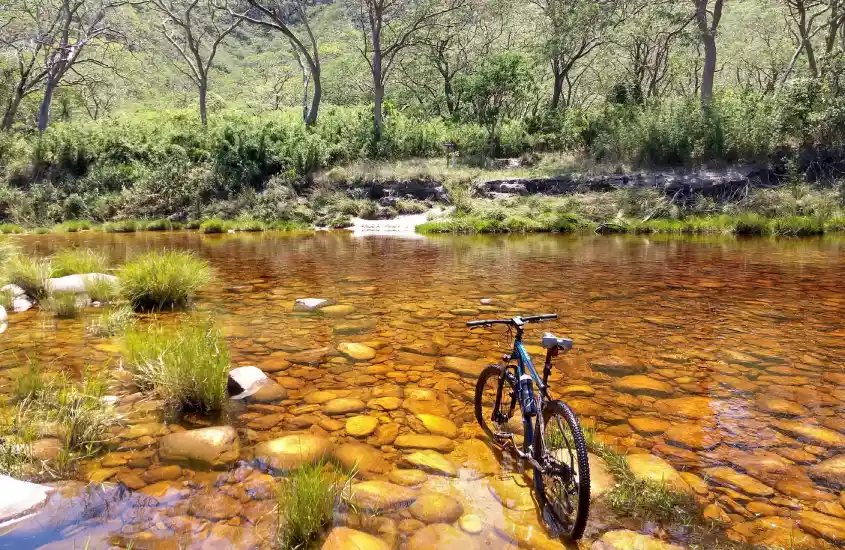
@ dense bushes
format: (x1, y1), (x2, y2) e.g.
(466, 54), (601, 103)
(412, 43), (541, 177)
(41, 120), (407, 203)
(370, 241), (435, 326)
(2, 83), (845, 226)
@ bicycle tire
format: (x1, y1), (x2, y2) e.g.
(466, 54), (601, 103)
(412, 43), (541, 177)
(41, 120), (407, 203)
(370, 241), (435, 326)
(474, 365), (518, 446)
(533, 399), (590, 541)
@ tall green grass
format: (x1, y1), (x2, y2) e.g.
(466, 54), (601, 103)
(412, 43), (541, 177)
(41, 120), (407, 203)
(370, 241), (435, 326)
(102, 220), (138, 233)
(199, 219), (228, 234)
(6, 256), (53, 299)
(123, 320), (228, 411)
(119, 250), (211, 311)
(85, 276), (119, 303)
(276, 463), (349, 550)
(53, 220), (92, 233)
(87, 304), (135, 337)
(2, 364), (118, 479)
(42, 291), (80, 319)
(51, 248), (109, 277)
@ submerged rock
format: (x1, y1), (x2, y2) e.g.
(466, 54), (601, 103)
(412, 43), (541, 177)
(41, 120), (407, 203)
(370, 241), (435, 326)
(702, 466), (775, 497)
(254, 434), (334, 470)
(334, 442), (391, 477)
(158, 426), (240, 467)
(346, 415), (379, 437)
(293, 298), (334, 311)
(407, 524), (475, 550)
(410, 493), (464, 524)
(591, 530), (686, 550)
(440, 357), (485, 378)
(394, 434), (456, 452)
(321, 527), (390, 550)
(772, 420), (845, 447)
(612, 375), (674, 397)
(403, 450), (457, 477)
(346, 481), (418, 510)
(810, 455), (845, 488)
(488, 474), (534, 511)
(590, 356), (646, 376)
(338, 342), (377, 361)
(626, 454), (693, 494)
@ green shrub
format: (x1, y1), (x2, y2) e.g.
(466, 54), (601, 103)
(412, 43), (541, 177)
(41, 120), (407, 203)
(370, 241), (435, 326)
(0, 224), (24, 234)
(143, 219), (173, 231)
(42, 291), (81, 318)
(730, 213), (770, 235)
(185, 220), (202, 230)
(231, 219), (265, 232)
(87, 304), (134, 337)
(825, 216), (845, 231)
(395, 199), (429, 215)
(199, 218), (228, 234)
(119, 250), (211, 311)
(0, 289), (12, 310)
(328, 215), (353, 229)
(53, 220), (92, 233)
(52, 248), (109, 277)
(124, 320), (228, 411)
(771, 215), (825, 236)
(102, 220), (138, 233)
(6, 256), (53, 299)
(276, 463), (348, 549)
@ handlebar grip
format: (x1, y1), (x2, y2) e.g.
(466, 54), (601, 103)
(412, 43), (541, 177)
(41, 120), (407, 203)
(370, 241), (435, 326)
(466, 319), (493, 327)
(523, 313), (558, 322)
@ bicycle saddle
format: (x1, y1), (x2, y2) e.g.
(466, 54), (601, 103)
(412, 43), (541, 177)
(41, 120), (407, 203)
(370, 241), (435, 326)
(542, 332), (573, 351)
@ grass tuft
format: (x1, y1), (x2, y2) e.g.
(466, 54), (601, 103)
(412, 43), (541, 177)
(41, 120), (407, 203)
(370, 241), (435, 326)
(142, 219), (173, 231)
(85, 276), (119, 303)
(2, 363), (118, 479)
(102, 220), (138, 233)
(42, 291), (81, 319)
(53, 220), (92, 233)
(199, 218), (228, 234)
(119, 250), (211, 311)
(51, 248), (109, 277)
(0, 224), (24, 234)
(770, 215), (825, 236)
(87, 304), (134, 337)
(6, 255), (53, 299)
(276, 463), (349, 550)
(123, 319), (228, 411)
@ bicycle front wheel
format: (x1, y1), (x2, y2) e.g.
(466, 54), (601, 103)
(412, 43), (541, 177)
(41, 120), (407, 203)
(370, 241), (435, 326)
(474, 365), (520, 448)
(533, 399), (590, 541)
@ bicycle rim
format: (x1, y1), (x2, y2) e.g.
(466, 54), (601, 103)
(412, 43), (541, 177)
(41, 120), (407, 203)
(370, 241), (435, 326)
(534, 400), (590, 540)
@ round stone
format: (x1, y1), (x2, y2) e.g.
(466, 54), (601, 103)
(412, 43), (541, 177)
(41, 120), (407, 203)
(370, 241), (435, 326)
(388, 469), (428, 486)
(158, 426), (240, 467)
(322, 527), (389, 550)
(458, 514), (483, 534)
(346, 416), (379, 438)
(254, 434), (333, 470)
(394, 434), (456, 452)
(334, 443), (391, 476)
(407, 524), (474, 550)
(665, 423), (721, 450)
(189, 493), (242, 520)
(322, 398), (367, 415)
(415, 414), (458, 438)
(612, 375), (674, 397)
(403, 450), (458, 477)
(488, 474), (534, 511)
(626, 454), (693, 495)
(628, 417), (670, 435)
(338, 342), (377, 361)
(410, 493), (464, 524)
(345, 481), (419, 510)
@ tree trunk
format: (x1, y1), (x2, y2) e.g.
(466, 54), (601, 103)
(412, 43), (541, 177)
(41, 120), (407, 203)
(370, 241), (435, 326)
(37, 77), (57, 132)
(444, 78), (455, 116)
(373, 48), (384, 141)
(550, 72), (564, 110)
(307, 66), (321, 126)
(1, 91), (23, 131)
(199, 80), (208, 127)
(700, 31), (717, 108)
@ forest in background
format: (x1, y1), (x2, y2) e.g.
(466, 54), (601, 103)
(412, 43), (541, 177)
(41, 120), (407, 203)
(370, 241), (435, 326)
(2, 0), (845, 225)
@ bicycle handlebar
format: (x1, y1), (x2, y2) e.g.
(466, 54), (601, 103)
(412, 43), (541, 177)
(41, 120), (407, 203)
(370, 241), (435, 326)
(466, 313), (557, 328)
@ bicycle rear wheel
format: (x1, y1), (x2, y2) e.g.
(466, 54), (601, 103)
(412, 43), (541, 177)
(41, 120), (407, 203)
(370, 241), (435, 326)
(533, 400), (590, 541)
(474, 365), (520, 448)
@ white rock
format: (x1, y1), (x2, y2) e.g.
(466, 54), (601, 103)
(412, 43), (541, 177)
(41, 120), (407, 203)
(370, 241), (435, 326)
(0, 284), (25, 298)
(12, 296), (32, 313)
(47, 273), (118, 294)
(0, 306), (6, 323)
(228, 366), (270, 399)
(0, 475), (53, 528)
(0, 323), (6, 334)
(294, 298), (333, 311)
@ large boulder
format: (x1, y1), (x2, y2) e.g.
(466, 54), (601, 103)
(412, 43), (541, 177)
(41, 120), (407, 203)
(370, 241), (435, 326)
(254, 434), (333, 470)
(158, 426), (240, 467)
(0, 306), (6, 323)
(345, 481), (418, 510)
(0, 475), (54, 526)
(227, 366), (269, 400)
(47, 273), (118, 294)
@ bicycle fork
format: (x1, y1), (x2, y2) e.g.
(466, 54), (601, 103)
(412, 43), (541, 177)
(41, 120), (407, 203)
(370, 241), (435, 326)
(491, 366), (545, 471)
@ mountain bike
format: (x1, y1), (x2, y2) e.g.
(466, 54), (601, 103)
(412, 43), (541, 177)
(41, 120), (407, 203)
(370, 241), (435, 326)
(468, 313), (590, 541)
